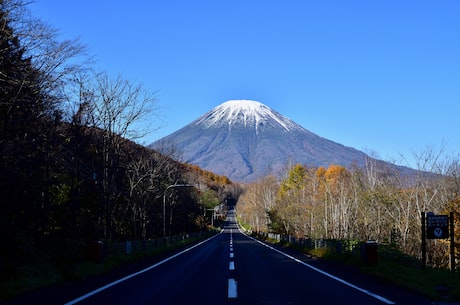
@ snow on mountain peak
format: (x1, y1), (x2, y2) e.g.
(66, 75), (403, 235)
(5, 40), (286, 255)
(196, 100), (297, 132)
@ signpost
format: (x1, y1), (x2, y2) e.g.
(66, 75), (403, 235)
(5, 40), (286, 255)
(421, 212), (455, 272)
(426, 214), (449, 239)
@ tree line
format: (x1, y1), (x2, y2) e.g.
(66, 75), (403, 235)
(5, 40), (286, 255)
(1, 0), (237, 260)
(237, 153), (460, 269)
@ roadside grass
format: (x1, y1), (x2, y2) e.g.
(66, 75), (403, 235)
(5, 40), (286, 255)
(0, 231), (218, 302)
(0, 262), (62, 301)
(236, 216), (251, 232)
(261, 237), (460, 302)
(359, 257), (458, 300)
(321, 248), (458, 301)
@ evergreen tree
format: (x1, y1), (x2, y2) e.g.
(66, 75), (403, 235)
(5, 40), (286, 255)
(0, 2), (47, 238)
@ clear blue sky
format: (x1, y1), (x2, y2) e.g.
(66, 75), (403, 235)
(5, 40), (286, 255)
(30, 0), (459, 168)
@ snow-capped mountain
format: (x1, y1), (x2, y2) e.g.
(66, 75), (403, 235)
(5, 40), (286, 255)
(194, 100), (299, 133)
(149, 100), (402, 182)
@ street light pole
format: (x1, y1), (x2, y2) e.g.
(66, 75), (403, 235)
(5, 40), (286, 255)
(163, 184), (194, 237)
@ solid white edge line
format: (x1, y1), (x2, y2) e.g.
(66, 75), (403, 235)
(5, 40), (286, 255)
(237, 226), (395, 305)
(228, 278), (238, 298)
(64, 230), (224, 305)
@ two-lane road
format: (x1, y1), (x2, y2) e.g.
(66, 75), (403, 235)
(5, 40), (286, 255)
(63, 208), (428, 305)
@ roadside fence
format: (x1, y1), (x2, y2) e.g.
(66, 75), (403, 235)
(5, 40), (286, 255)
(87, 231), (213, 262)
(261, 232), (363, 256)
(257, 232), (390, 266)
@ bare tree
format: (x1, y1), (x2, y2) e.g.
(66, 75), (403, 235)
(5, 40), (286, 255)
(85, 72), (158, 141)
(237, 175), (278, 233)
(125, 149), (181, 239)
(76, 71), (158, 239)
(2, 0), (89, 117)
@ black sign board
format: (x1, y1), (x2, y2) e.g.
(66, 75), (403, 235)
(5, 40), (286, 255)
(426, 214), (449, 239)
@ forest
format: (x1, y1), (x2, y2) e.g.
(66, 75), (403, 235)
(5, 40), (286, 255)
(237, 156), (460, 269)
(0, 0), (240, 288)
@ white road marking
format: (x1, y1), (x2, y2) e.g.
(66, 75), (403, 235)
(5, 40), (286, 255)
(228, 278), (238, 298)
(64, 231), (223, 305)
(238, 227), (395, 305)
(228, 227), (237, 298)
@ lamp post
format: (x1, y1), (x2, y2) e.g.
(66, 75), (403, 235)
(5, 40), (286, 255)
(206, 208), (215, 227)
(163, 184), (194, 237)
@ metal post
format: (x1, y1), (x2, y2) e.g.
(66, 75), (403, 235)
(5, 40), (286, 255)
(450, 211), (455, 272)
(206, 208), (216, 227)
(421, 212), (426, 269)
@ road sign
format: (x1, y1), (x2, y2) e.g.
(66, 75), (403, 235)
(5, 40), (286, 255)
(426, 214), (449, 239)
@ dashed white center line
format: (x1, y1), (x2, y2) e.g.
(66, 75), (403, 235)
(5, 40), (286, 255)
(228, 278), (238, 298)
(228, 228), (237, 299)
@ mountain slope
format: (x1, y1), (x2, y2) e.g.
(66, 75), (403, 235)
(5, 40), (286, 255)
(150, 100), (391, 182)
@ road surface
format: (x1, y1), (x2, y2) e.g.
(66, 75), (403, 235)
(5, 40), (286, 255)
(60, 208), (429, 305)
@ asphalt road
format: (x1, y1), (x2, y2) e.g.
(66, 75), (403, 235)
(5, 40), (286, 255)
(56, 208), (430, 305)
